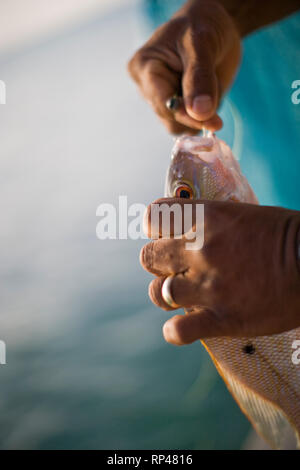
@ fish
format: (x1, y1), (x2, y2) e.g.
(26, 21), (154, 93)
(164, 133), (300, 449)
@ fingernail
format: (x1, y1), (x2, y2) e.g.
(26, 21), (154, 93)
(192, 95), (213, 116)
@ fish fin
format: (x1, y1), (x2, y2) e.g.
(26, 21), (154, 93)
(203, 343), (300, 450)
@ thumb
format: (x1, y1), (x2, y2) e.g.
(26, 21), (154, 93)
(182, 52), (218, 121)
(163, 308), (226, 344)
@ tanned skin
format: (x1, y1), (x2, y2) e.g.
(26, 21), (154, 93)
(128, 0), (300, 134)
(128, 0), (300, 344)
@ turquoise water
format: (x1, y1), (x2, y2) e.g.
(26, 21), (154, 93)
(1, 1), (299, 450)
(226, 11), (300, 210)
(0, 2), (250, 450)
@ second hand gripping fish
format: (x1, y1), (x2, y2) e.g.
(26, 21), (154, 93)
(164, 134), (300, 449)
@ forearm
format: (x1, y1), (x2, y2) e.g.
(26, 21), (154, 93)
(181, 0), (300, 37)
(221, 0), (300, 37)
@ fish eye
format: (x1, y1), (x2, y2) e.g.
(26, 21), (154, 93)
(175, 184), (193, 199)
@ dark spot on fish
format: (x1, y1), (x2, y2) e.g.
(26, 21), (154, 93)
(243, 344), (256, 355)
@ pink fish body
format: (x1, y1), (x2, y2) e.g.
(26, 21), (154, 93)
(165, 134), (300, 449)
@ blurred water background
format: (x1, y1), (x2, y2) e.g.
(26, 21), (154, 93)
(0, 0), (299, 449)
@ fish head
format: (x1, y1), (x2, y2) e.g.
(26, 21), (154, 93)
(164, 135), (258, 204)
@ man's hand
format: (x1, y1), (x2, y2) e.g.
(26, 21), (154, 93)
(128, 0), (241, 134)
(140, 198), (300, 344)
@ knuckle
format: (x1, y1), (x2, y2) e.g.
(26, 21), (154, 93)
(148, 279), (164, 308)
(140, 242), (154, 271)
(165, 250), (175, 264)
(128, 49), (143, 67)
(164, 243), (182, 267)
(127, 50), (146, 80)
(127, 56), (135, 76)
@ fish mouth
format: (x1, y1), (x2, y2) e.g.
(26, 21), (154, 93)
(173, 134), (215, 155)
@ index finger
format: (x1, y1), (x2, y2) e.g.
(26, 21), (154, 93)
(129, 57), (180, 119)
(129, 57), (221, 132)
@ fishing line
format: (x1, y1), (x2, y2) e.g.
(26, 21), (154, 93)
(226, 97), (243, 161)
